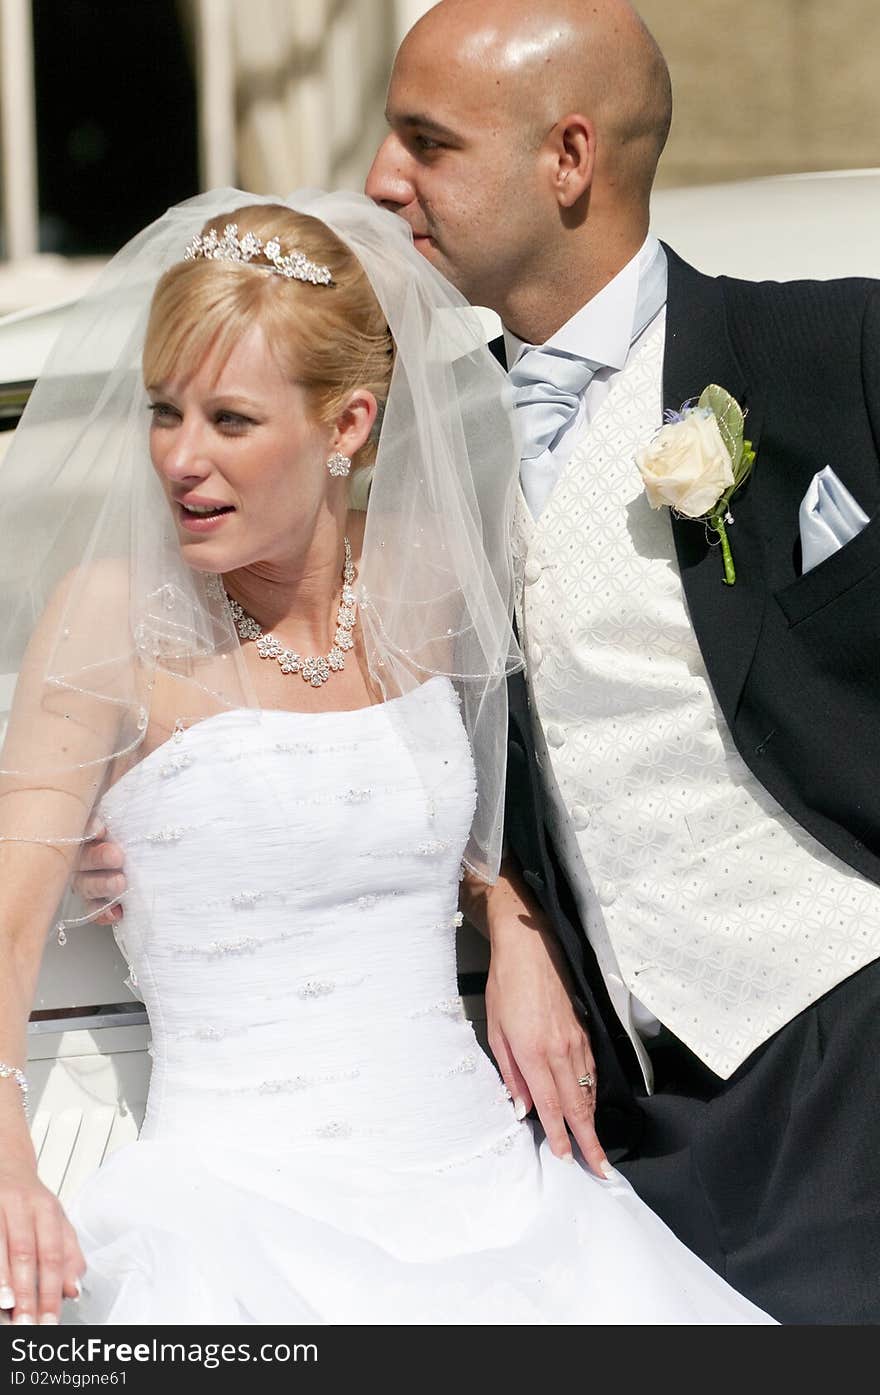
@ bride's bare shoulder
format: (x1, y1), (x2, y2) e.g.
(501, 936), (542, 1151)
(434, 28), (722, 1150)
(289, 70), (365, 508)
(22, 556), (132, 663)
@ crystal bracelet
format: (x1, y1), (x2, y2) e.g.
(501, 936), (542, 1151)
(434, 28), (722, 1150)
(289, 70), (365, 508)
(0, 1063), (29, 1116)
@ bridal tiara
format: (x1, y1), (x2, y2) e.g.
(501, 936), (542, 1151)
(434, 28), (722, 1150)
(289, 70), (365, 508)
(183, 223), (335, 286)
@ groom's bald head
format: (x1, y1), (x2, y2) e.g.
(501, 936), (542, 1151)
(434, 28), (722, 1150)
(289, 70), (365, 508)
(411, 0), (671, 195)
(366, 0), (672, 338)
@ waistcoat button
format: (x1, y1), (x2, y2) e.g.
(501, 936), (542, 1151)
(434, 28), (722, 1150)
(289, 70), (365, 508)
(523, 558), (543, 585)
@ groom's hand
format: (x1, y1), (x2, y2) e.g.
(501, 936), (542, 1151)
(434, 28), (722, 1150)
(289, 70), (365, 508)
(71, 816), (127, 923)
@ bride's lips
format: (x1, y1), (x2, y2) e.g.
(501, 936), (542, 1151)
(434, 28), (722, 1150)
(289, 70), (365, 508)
(175, 495), (236, 534)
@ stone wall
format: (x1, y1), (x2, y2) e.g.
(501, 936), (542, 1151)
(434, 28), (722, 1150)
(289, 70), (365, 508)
(637, 0), (880, 187)
(229, 0), (880, 196)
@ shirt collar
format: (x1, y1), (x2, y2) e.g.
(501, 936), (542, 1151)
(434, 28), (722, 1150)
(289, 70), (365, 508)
(503, 234), (665, 370)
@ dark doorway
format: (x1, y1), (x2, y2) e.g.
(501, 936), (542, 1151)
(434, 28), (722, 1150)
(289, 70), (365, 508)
(33, 0), (199, 255)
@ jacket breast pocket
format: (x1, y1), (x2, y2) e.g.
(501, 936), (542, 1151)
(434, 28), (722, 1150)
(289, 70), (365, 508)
(775, 511), (880, 628)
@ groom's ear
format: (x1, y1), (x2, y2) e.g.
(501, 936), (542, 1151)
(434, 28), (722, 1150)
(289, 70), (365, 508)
(545, 113), (595, 209)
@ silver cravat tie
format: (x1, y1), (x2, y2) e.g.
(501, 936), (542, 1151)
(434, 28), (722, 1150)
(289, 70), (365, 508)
(511, 243), (669, 518)
(509, 347), (605, 518)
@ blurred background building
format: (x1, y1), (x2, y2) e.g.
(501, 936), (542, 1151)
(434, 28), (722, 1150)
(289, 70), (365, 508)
(1, 0), (879, 314)
(640, 0), (880, 187)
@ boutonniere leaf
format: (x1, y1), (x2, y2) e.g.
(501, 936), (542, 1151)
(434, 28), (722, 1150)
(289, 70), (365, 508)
(635, 385), (756, 584)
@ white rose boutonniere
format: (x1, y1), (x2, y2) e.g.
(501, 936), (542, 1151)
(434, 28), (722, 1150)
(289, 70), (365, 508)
(635, 385), (756, 584)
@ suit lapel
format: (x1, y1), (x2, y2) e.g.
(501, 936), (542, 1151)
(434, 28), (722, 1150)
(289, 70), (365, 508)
(662, 244), (767, 728)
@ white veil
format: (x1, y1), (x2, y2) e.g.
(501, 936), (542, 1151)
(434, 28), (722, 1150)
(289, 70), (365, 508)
(0, 188), (522, 951)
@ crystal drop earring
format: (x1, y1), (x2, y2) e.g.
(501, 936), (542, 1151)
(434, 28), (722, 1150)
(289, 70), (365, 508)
(327, 451), (351, 478)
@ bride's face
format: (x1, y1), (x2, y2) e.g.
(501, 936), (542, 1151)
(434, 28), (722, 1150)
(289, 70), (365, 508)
(147, 322), (334, 574)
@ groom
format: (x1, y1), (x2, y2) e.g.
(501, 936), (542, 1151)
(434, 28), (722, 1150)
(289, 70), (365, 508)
(364, 0), (880, 1323)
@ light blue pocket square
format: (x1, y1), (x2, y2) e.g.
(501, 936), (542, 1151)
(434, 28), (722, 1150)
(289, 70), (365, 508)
(798, 466), (870, 573)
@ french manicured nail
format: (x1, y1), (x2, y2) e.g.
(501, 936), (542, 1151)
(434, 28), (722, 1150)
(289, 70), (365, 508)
(14, 1313), (34, 1325)
(513, 1098), (528, 1121)
(561, 1151), (575, 1165)
(39, 1314), (59, 1325)
(601, 1160), (615, 1180)
(0, 1285), (15, 1309)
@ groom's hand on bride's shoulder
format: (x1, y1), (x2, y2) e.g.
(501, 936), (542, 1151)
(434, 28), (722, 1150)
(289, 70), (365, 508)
(72, 816), (127, 923)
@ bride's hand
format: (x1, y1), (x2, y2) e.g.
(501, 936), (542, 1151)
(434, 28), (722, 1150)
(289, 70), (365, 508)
(0, 1164), (86, 1324)
(460, 861), (611, 1179)
(485, 915), (611, 1181)
(71, 817), (127, 924)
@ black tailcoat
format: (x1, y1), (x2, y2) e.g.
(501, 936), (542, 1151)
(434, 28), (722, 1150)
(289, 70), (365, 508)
(502, 248), (880, 1322)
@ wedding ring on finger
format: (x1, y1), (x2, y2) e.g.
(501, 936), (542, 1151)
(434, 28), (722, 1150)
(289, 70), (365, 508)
(576, 1072), (596, 1091)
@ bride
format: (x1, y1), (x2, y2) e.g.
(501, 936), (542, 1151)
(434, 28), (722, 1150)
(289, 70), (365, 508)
(0, 190), (774, 1326)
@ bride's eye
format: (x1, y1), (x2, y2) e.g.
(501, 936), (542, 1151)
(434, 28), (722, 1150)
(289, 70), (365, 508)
(214, 411), (253, 433)
(147, 402), (178, 426)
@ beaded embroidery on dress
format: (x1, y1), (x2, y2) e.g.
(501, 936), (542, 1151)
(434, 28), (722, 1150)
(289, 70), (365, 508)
(64, 679), (773, 1325)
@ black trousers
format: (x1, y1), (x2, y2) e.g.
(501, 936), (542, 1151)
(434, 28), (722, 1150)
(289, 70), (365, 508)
(613, 957), (880, 1325)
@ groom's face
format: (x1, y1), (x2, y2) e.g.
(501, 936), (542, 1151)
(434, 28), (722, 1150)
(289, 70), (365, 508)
(365, 30), (545, 311)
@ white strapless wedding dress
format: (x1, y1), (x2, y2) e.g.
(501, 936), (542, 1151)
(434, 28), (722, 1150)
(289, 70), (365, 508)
(66, 678), (774, 1324)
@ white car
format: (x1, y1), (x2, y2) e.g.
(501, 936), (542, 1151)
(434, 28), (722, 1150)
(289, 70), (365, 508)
(3, 168), (879, 1198)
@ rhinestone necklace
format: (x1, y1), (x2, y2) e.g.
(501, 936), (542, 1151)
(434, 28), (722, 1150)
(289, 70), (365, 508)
(224, 537), (357, 687)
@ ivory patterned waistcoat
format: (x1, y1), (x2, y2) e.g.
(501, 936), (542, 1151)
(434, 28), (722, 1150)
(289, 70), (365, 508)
(513, 324), (880, 1079)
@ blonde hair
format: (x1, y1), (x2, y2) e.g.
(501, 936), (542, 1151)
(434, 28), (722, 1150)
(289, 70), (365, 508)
(143, 204), (394, 467)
